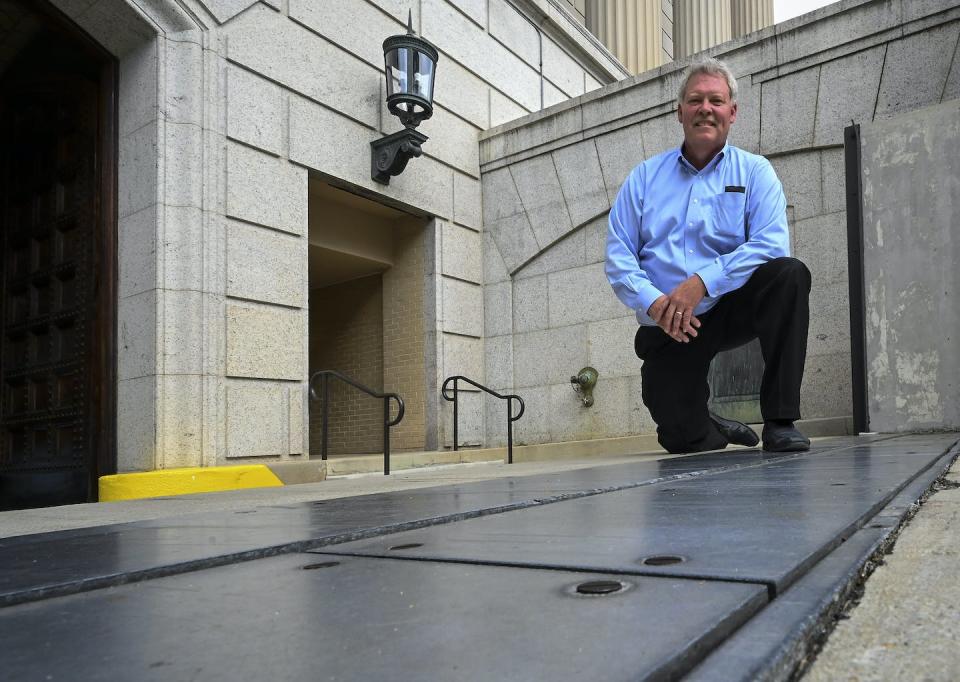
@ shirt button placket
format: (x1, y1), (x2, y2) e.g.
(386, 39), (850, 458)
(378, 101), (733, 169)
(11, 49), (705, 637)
(687, 188), (700, 263)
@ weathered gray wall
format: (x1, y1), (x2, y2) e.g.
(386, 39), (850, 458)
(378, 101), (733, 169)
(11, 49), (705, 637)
(861, 99), (960, 432)
(479, 0), (960, 446)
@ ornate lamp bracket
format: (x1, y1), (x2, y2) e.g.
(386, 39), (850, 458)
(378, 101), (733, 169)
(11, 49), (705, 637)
(370, 128), (429, 185)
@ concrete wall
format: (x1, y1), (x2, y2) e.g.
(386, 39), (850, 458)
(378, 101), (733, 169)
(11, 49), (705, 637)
(479, 0), (960, 446)
(861, 99), (960, 432)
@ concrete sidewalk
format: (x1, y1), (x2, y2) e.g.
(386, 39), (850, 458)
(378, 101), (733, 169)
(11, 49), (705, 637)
(803, 450), (960, 681)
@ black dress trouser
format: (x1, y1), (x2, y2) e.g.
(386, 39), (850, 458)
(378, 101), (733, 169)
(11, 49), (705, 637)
(634, 257), (812, 454)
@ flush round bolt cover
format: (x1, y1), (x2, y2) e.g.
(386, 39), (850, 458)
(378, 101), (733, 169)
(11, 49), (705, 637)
(575, 580), (627, 595)
(641, 555), (686, 566)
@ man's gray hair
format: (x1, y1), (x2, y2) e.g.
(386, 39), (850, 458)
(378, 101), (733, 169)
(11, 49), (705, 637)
(676, 57), (738, 104)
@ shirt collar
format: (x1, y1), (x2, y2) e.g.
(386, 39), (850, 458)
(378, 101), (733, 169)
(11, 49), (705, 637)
(677, 142), (730, 174)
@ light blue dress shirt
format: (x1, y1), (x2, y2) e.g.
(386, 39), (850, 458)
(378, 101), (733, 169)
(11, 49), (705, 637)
(606, 143), (790, 326)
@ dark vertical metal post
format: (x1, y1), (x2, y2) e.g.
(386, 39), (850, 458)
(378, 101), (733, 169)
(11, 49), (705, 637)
(507, 398), (514, 464)
(321, 374), (329, 460)
(844, 123), (869, 434)
(383, 398), (391, 476)
(452, 378), (459, 452)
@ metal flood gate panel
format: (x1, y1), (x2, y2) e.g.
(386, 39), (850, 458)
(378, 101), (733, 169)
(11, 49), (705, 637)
(685, 449), (958, 681)
(0, 434), (956, 681)
(313, 437), (955, 594)
(0, 447), (814, 605)
(0, 553), (767, 682)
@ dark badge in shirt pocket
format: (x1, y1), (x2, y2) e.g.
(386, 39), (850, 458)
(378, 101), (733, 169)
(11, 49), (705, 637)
(712, 191), (748, 240)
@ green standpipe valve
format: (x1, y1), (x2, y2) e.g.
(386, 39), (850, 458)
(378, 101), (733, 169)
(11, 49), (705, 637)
(570, 367), (599, 407)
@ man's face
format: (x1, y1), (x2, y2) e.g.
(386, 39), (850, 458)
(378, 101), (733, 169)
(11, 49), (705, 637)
(677, 73), (737, 152)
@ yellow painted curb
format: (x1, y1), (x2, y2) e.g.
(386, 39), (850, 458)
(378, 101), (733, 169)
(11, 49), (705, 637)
(99, 465), (284, 502)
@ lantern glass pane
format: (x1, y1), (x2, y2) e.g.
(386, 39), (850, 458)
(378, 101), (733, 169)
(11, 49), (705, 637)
(412, 53), (434, 102)
(384, 47), (409, 97)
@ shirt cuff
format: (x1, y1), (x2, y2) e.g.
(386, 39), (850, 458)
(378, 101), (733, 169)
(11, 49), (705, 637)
(695, 262), (729, 297)
(636, 282), (664, 319)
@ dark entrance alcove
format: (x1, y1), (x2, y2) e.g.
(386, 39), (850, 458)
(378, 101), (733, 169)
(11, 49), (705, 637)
(0, 0), (117, 509)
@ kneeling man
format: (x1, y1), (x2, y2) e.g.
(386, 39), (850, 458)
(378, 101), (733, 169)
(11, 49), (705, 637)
(605, 57), (811, 453)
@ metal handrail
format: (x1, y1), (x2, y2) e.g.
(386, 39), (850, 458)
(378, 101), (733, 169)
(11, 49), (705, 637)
(309, 370), (405, 475)
(441, 375), (525, 464)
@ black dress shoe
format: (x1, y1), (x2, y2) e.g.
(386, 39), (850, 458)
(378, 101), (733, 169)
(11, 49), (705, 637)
(762, 421), (811, 452)
(708, 412), (759, 447)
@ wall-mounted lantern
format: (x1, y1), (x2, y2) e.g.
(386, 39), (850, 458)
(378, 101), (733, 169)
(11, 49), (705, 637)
(371, 12), (439, 185)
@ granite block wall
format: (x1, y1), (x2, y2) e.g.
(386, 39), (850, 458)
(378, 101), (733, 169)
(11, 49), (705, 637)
(218, 0), (625, 458)
(479, 0), (960, 445)
(58, 0), (623, 469)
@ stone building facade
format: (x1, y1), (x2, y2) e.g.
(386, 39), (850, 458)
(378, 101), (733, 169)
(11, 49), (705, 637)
(1, 0), (629, 503)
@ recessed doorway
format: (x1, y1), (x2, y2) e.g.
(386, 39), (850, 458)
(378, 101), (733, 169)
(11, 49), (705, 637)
(308, 180), (429, 458)
(0, 0), (117, 509)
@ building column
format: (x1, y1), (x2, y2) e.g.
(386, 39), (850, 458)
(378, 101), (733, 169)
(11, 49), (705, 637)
(586, 0), (672, 75)
(731, 0), (773, 39)
(673, 0), (731, 59)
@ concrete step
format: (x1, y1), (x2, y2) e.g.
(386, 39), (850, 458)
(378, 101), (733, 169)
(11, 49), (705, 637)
(324, 448), (503, 476)
(96, 417), (853, 501)
(325, 415), (854, 476)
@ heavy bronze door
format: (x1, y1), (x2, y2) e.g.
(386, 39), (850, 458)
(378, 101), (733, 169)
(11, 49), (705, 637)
(0, 16), (117, 510)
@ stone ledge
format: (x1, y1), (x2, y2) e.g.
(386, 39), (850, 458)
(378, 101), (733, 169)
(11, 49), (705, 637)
(264, 460), (327, 485)
(324, 415), (856, 475)
(479, 0), (957, 165)
(511, 414), (853, 461)
(325, 449), (500, 476)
